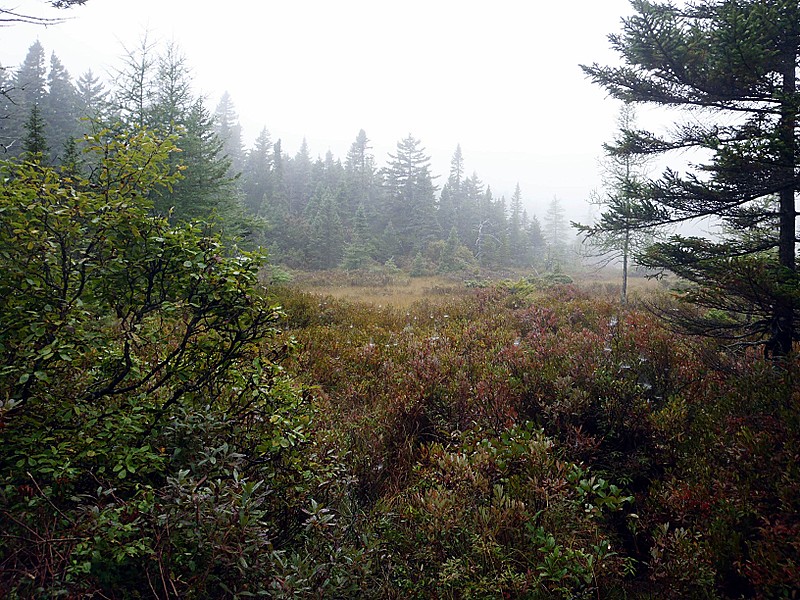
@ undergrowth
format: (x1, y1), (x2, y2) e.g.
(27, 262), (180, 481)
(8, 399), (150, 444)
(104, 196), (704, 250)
(275, 281), (799, 599)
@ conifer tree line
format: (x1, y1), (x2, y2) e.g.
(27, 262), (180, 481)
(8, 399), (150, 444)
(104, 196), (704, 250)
(1, 39), (563, 272)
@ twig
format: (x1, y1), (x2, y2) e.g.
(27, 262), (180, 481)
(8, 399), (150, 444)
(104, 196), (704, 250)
(27, 471), (76, 526)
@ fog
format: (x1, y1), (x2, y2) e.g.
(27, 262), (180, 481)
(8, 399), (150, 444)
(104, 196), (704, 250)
(2, 0), (637, 220)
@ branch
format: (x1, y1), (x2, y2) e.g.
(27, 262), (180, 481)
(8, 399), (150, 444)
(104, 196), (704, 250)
(0, 8), (66, 25)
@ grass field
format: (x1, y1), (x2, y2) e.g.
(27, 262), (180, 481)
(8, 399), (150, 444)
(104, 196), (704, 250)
(288, 267), (668, 307)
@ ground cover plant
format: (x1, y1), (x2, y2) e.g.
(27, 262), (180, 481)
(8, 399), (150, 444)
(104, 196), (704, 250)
(274, 279), (800, 599)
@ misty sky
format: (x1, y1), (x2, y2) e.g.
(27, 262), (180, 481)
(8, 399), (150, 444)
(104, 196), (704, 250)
(2, 0), (639, 220)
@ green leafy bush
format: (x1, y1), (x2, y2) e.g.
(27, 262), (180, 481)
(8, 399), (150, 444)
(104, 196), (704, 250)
(0, 130), (317, 598)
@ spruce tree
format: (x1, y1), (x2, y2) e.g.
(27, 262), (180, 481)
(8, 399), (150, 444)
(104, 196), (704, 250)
(44, 52), (79, 164)
(213, 91), (244, 174)
(526, 213), (546, 267)
(378, 220), (401, 263)
(309, 188), (344, 269)
(241, 126), (273, 215)
(508, 183), (528, 266)
(112, 35), (156, 128)
(438, 145), (469, 243)
(151, 41), (193, 136)
(583, 0), (800, 355)
(438, 226), (466, 273)
(574, 104), (655, 304)
(344, 129), (377, 220)
(544, 196), (568, 270)
(21, 102), (48, 159)
(288, 138), (313, 216)
(75, 69), (107, 132)
(341, 203), (374, 270)
(14, 41), (47, 109)
(383, 134), (440, 254)
(8, 41), (47, 156)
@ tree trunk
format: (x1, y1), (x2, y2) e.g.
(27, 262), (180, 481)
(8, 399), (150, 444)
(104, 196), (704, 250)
(621, 229), (629, 305)
(769, 51), (797, 357)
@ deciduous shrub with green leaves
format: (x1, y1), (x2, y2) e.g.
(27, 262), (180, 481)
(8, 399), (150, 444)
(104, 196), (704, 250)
(0, 130), (320, 598)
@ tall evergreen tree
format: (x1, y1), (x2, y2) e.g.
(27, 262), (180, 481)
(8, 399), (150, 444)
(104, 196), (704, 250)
(287, 138), (313, 216)
(438, 144), (467, 241)
(308, 187), (345, 269)
(345, 129), (374, 184)
(449, 144), (465, 190)
(43, 51), (78, 164)
(341, 203), (374, 270)
(151, 41), (193, 136)
(241, 126), (273, 215)
(583, 0), (800, 355)
(378, 220), (401, 263)
(213, 91), (244, 174)
(544, 196), (568, 270)
(383, 134), (440, 253)
(508, 183), (528, 266)
(111, 35), (156, 128)
(344, 129), (377, 220)
(270, 139), (289, 214)
(14, 40), (47, 109)
(8, 41), (47, 156)
(75, 69), (108, 119)
(21, 102), (48, 159)
(156, 98), (238, 223)
(526, 213), (546, 266)
(75, 69), (107, 131)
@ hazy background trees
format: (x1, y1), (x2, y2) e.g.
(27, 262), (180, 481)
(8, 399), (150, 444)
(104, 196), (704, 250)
(2, 36), (590, 275)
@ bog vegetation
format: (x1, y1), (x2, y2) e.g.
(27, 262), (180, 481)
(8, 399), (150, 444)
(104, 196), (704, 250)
(2, 0), (799, 597)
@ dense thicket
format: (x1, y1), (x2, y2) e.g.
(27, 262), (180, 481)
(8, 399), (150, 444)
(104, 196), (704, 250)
(0, 129), (316, 597)
(271, 281), (800, 598)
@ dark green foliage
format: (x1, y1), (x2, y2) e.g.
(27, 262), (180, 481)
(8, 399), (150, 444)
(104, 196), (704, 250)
(3, 41), (47, 157)
(0, 129), (318, 598)
(382, 134), (442, 253)
(341, 203), (375, 270)
(307, 187), (345, 269)
(241, 126), (273, 214)
(437, 226), (473, 273)
(582, 0), (800, 355)
(2, 38), (560, 272)
(43, 52), (79, 165)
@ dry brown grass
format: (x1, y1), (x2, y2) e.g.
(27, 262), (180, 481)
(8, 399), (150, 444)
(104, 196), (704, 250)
(287, 268), (673, 308)
(292, 271), (467, 308)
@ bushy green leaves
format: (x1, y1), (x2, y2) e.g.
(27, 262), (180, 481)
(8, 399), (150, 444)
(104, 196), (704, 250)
(0, 128), (316, 597)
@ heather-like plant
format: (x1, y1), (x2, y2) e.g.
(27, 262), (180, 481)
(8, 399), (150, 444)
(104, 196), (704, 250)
(274, 278), (800, 598)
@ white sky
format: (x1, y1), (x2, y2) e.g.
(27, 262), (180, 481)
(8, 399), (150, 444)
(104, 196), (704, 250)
(2, 0), (638, 220)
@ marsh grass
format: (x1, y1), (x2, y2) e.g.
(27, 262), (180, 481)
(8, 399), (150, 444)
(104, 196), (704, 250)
(288, 268), (669, 311)
(291, 270), (469, 308)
